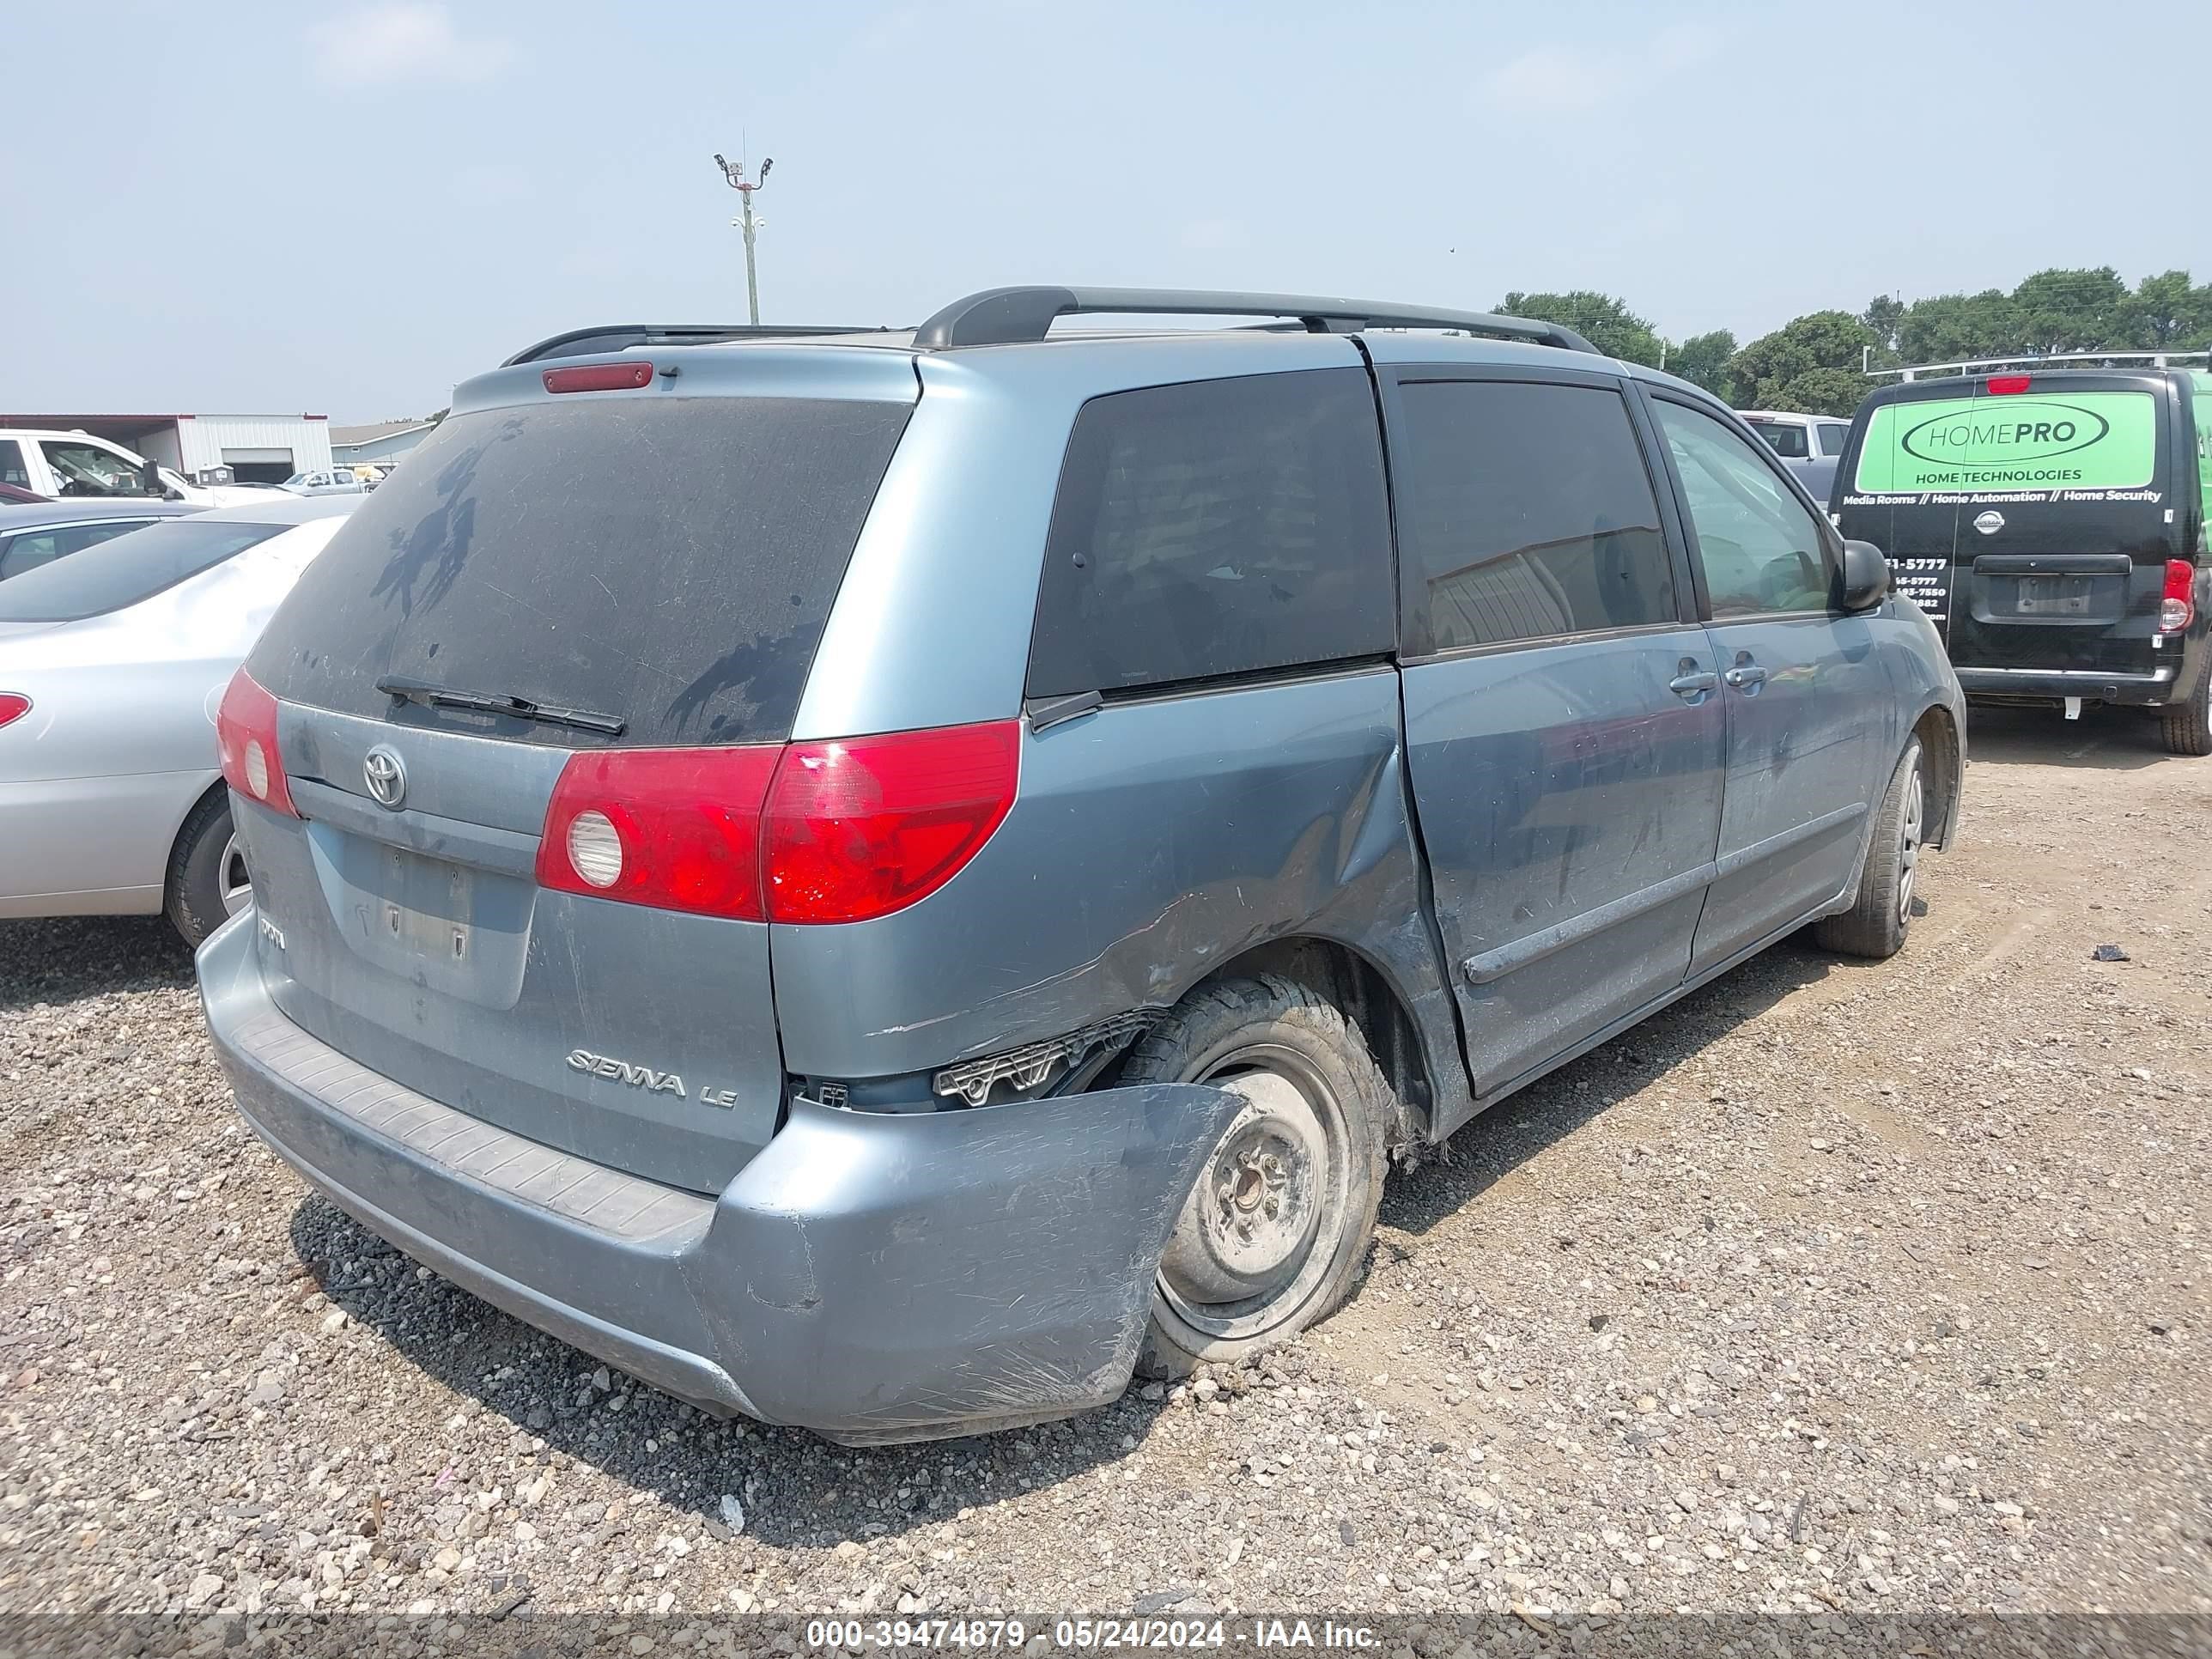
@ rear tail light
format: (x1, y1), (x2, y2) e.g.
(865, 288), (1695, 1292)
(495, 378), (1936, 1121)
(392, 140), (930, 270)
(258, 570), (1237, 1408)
(536, 746), (782, 919)
(0, 693), (27, 729)
(543, 362), (654, 394)
(216, 668), (299, 817)
(1987, 374), (2033, 395)
(2161, 560), (2197, 634)
(533, 720), (1021, 925)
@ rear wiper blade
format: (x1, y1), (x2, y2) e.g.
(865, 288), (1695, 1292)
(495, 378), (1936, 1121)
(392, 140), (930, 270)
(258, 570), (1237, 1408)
(376, 676), (627, 738)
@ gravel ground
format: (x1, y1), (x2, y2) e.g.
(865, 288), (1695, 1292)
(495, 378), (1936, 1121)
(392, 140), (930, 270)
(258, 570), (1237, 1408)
(2, 705), (2207, 1631)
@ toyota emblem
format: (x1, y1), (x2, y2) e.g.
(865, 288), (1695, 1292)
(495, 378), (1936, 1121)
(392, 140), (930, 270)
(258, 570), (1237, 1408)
(363, 744), (407, 809)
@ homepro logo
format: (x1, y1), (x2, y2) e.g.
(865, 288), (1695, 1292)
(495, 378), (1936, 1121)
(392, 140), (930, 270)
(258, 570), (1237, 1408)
(1901, 401), (2108, 467)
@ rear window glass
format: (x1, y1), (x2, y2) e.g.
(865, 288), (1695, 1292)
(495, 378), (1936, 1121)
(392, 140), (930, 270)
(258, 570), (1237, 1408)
(249, 395), (914, 747)
(1025, 369), (1393, 698)
(1749, 422), (1810, 459)
(1850, 390), (2159, 494)
(1394, 380), (1675, 653)
(0, 518), (284, 622)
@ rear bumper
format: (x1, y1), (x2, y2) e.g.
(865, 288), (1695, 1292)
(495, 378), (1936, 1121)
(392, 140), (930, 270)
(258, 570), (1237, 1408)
(197, 911), (1237, 1443)
(1955, 665), (2179, 706)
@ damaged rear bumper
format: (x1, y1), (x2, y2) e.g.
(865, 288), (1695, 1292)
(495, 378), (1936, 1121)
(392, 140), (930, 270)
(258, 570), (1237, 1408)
(196, 911), (1238, 1443)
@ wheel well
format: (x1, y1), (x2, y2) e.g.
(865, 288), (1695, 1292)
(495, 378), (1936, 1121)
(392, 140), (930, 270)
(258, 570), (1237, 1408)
(1193, 939), (1431, 1145)
(1912, 704), (1962, 849)
(164, 781), (229, 887)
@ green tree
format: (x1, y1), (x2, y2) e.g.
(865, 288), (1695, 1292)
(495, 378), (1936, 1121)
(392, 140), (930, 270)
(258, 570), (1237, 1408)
(2124, 270), (2212, 349)
(1729, 310), (1876, 415)
(1894, 289), (2022, 366)
(1667, 329), (1736, 398)
(1497, 290), (1663, 366)
(1861, 294), (1906, 360)
(2012, 266), (2130, 354)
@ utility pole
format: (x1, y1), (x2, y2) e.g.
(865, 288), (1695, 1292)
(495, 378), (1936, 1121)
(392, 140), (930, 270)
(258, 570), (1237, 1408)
(713, 151), (773, 325)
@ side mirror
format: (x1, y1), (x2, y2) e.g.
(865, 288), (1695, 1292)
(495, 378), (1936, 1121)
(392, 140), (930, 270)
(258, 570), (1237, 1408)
(1839, 539), (1889, 612)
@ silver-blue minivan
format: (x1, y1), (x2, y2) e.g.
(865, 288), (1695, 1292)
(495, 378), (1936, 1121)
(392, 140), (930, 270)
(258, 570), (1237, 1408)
(197, 288), (1966, 1443)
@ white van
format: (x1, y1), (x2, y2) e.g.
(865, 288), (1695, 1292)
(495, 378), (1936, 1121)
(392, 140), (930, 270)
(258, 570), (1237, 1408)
(0, 428), (266, 508)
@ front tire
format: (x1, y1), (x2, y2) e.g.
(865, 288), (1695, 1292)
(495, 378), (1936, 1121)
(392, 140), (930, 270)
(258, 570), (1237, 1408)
(1815, 738), (1923, 960)
(1118, 975), (1393, 1378)
(166, 792), (252, 946)
(2158, 660), (2212, 757)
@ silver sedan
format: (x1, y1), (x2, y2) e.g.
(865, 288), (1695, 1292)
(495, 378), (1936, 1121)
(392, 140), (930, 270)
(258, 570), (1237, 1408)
(0, 496), (356, 943)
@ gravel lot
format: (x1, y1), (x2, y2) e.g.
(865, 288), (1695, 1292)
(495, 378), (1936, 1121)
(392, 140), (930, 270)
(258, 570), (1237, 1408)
(3, 706), (2207, 1633)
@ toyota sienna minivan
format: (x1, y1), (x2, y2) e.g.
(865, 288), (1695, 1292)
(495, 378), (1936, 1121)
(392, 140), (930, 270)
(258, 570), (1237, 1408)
(198, 286), (1966, 1443)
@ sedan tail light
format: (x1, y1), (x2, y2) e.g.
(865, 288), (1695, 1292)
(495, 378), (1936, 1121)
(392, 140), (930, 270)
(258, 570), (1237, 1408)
(216, 667), (300, 817)
(0, 693), (27, 729)
(534, 720), (1021, 925)
(2161, 560), (2197, 634)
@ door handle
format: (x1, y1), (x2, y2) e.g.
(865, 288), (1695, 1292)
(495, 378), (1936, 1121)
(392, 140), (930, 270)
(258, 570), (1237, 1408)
(1668, 669), (1718, 699)
(1723, 653), (1767, 690)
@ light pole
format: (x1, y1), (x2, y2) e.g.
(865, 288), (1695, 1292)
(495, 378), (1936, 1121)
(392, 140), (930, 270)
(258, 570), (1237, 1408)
(713, 152), (772, 325)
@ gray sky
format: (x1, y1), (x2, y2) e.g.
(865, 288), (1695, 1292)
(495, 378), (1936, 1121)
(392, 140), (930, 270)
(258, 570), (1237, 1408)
(7, 0), (2207, 420)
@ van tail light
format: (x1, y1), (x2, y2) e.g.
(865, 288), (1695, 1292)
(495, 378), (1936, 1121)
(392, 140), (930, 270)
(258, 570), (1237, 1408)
(533, 720), (1021, 925)
(1986, 374), (2033, 395)
(536, 745), (782, 919)
(216, 668), (299, 817)
(0, 693), (28, 729)
(2161, 561), (2197, 634)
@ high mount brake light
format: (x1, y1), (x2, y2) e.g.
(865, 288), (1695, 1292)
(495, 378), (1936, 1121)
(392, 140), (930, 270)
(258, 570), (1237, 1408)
(216, 668), (299, 817)
(542, 362), (654, 394)
(1986, 374), (2033, 395)
(0, 693), (28, 729)
(2161, 560), (2197, 634)
(534, 721), (1022, 925)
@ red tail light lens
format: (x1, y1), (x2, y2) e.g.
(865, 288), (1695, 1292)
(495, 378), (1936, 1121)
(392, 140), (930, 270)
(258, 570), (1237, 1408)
(0, 693), (28, 729)
(216, 667), (299, 817)
(543, 362), (654, 394)
(532, 721), (1022, 925)
(1987, 374), (2033, 395)
(764, 721), (1021, 924)
(536, 745), (781, 919)
(2161, 560), (2197, 634)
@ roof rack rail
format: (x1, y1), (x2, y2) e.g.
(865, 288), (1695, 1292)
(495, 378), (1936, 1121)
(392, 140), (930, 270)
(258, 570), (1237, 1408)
(909, 286), (1600, 355)
(502, 322), (884, 366)
(1869, 348), (2211, 382)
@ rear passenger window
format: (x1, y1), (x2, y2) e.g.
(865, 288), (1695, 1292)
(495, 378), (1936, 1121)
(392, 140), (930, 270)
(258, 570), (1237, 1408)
(1024, 369), (1393, 698)
(1393, 380), (1676, 655)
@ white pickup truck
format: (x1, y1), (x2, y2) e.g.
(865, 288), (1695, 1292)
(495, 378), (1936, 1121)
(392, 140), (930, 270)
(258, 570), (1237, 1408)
(0, 428), (268, 508)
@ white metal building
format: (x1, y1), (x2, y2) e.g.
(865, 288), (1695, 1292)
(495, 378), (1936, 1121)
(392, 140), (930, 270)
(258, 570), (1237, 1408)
(330, 419), (437, 468)
(0, 412), (332, 484)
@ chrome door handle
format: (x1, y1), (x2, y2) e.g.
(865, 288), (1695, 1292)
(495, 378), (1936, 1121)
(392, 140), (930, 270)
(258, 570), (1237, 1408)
(1668, 670), (1718, 698)
(1723, 665), (1768, 689)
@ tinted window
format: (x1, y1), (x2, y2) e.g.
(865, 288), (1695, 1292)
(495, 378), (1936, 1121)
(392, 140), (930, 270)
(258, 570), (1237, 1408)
(1025, 369), (1393, 698)
(0, 440), (28, 489)
(1394, 380), (1674, 653)
(250, 396), (914, 747)
(0, 518), (284, 622)
(1654, 400), (1832, 617)
(1816, 422), (1851, 456)
(1748, 421), (1810, 459)
(0, 520), (151, 582)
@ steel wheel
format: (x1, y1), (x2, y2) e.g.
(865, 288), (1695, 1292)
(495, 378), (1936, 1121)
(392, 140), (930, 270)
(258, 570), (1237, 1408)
(1895, 761), (1923, 924)
(1155, 1044), (1354, 1345)
(218, 832), (252, 915)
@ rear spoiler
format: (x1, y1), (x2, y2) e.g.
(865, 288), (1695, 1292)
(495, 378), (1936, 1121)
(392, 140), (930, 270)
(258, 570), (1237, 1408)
(504, 323), (888, 366)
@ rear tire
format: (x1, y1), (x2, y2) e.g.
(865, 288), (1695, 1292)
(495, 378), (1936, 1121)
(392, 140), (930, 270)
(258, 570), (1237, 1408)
(1118, 975), (1393, 1380)
(2158, 661), (2212, 757)
(1815, 737), (1923, 961)
(166, 792), (252, 946)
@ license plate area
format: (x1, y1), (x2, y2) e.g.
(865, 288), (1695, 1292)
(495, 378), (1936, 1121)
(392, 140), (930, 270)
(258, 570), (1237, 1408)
(377, 844), (476, 964)
(2015, 575), (2095, 616)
